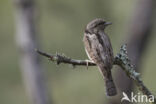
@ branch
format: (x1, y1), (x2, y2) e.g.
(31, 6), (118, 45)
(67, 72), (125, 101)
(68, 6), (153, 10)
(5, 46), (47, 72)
(114, 45), (156, 103)
(112, 0), (156, 103)
(36, 49), (96, 66)
(36, 45), (156, 103)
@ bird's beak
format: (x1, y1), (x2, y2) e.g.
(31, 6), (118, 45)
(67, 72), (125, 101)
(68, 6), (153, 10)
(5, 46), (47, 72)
(105, 22), (112, 26)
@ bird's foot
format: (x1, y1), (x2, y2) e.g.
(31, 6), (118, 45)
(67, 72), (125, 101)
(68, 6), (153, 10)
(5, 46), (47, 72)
(85, 59), (93, 69)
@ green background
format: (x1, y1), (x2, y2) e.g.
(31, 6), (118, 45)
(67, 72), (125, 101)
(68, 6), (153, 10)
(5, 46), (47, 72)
(0, 0), (156, 104)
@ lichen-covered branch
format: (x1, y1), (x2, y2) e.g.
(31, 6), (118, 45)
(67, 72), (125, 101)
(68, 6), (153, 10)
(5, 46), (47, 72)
(114, 45), (156, 103)
(36, 44), (156, 103)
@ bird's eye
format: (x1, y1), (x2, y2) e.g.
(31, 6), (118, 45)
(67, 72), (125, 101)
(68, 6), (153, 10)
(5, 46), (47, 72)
(85, 29), (91, 34)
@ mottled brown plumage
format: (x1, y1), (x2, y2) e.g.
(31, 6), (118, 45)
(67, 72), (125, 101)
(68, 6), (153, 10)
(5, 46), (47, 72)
(83, 18), (117, 96)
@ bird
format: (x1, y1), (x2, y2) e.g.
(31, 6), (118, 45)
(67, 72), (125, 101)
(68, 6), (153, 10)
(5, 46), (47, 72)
(83, 18), (117, 96)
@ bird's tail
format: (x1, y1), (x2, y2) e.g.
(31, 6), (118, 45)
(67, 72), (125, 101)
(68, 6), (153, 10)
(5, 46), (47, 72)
(105, 77), (117, 96)
(98, 65), (117, 96)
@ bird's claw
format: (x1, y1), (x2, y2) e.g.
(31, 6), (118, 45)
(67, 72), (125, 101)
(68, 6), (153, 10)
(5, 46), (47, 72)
(85, 59), (93, 70)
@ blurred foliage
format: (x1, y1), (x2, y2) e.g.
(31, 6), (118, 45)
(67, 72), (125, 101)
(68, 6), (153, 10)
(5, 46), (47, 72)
(0, 0), (155, 104)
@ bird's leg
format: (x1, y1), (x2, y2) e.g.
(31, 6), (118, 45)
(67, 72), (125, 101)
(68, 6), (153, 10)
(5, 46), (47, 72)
(85, 59), (94, 69)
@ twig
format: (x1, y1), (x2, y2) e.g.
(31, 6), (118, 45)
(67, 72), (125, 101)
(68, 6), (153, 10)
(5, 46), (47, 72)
(36, 49), (96, 66)
(36, 44), (156, 103)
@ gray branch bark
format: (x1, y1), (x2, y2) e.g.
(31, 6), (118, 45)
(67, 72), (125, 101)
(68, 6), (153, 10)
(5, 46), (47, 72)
(14, 0), (50, 104)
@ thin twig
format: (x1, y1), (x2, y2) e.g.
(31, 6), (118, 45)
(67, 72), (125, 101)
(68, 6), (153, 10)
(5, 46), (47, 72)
(36, 45), (156, 103)
(36, 49), (96, 66)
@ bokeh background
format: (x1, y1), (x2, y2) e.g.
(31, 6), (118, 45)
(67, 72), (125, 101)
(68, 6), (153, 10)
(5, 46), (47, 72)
(0, 0), (156, 104)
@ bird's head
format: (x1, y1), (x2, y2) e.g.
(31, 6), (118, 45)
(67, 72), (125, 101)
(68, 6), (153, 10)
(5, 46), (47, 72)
(86, 18), (112, 33)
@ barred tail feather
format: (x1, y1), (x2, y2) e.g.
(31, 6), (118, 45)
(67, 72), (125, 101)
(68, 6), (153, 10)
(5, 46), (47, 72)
(105, 79), (117, 96)
(98, 65), (117, 96)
